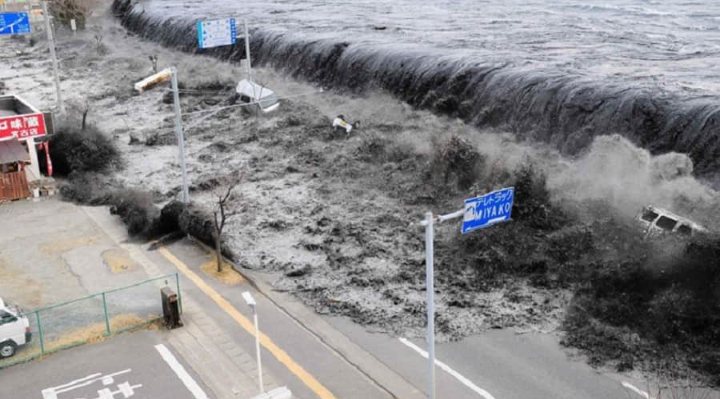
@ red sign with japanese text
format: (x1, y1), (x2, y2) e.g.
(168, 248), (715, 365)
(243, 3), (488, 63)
(0, 113), (47, 140)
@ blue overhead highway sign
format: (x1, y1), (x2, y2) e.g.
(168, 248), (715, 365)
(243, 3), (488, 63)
(0, 12), (31, 36)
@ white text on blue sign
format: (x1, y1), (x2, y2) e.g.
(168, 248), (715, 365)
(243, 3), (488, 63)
(0, 12), (31, 35)
(462, 187), (514, 234)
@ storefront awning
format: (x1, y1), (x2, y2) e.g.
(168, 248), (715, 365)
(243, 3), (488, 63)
(0, 138), (29, 165)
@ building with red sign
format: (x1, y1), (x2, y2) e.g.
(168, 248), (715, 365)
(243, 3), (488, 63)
(0, 95), (53, 200)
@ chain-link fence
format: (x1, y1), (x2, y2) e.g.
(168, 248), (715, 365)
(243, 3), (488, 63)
(0, 273), (181, 368)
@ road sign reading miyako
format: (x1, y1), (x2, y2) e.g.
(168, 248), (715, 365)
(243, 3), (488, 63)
(462, 187), (514, 234)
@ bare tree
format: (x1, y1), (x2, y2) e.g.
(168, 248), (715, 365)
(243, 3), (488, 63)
(149, 55), (159, 74)
(81, 100), (90, 131)
(212, 180), (241, 272)
(93, 31), (104, 55)
(67, 98), (91, 130)
(50, 0), (98, 29)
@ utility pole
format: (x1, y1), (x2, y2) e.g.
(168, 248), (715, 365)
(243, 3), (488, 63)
(170, 67), (190, 203)
(243, 19), (252, 81)
(41, 0), (63, 114)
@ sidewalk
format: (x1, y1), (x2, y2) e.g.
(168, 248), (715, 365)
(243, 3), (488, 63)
(83, 206), (277, 399)
(84, 203), (422, 399)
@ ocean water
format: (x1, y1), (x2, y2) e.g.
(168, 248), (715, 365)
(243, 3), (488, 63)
(115, 0), (720, 182)
(133, 0), (720, 95)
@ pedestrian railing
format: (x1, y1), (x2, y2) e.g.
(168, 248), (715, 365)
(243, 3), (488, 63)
(0, 273), (181, 369)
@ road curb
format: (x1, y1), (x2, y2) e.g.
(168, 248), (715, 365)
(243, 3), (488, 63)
(187, 236), (425, 399)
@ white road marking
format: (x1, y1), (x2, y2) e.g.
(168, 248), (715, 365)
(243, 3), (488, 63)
(155, 344), (209, 399)
(42, 370), (137, 399)
(399, 337), (497, 399)
(45, 373), (102, 392)
(621, 381), (656, 399)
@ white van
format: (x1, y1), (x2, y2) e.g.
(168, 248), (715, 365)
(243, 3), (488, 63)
(235, 79), (280, 113)
(636, 205), (707, 239)
(0, 297), (31, 358)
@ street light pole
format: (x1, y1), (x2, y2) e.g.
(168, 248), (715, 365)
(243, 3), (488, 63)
(252, 306), (264, 393)
(170, 67), (189, 204)
(242, 291), (264, 394)
(41, 0), (63, 114)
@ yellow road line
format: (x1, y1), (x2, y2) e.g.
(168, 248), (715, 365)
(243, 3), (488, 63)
(158, 247), (338, 399)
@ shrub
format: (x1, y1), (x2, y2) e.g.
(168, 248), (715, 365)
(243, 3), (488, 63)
(512, 163), (565, 229)
(356, 132), (389, 162)
(432, 136), (484, 190)
(50, 120), (120, 175)
(160, 200), (237, 261)
(59, 171), (114, 205)
(109, 189), (158, 237)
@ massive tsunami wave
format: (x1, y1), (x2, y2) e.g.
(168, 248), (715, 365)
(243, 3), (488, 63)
(112, 0), (720, 186)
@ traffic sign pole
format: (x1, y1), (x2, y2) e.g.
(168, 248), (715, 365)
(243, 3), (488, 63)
(424, 211), (436, 399)
(41, 1), (63, 114)
(418, 188), (513, 399)
(170, 67), (190, 204)
(421, 209), (461, 399)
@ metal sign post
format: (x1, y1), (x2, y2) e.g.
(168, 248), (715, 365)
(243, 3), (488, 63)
(40, 1), (63, 114)
(170, 67), (190, 204)
(419, 187), (514, 399)
(423, 211), (436, 399)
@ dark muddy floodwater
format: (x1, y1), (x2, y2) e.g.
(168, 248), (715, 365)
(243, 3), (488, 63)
(115, 0), (720, 184)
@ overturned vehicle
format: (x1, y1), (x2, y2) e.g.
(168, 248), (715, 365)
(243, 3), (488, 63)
(637, 205), (708, 239)
(235, 80), (280, 113)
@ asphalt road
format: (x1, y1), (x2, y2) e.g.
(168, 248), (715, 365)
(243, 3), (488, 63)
(150, 240), (396, 399)
(0, 330), (211, 399)
(327, 316), (637, 399)
(151, 238), (666, 399)
(156, 240), (648, 399)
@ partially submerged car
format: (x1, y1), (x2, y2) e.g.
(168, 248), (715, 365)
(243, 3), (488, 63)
(235, 79), (280, 113)
(636, 205), (707, 239)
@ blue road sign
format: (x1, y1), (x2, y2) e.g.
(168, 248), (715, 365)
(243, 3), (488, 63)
(0, 12), (31, 36)
(197, 17), (237, 49)
(462, 187), (514, 234)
